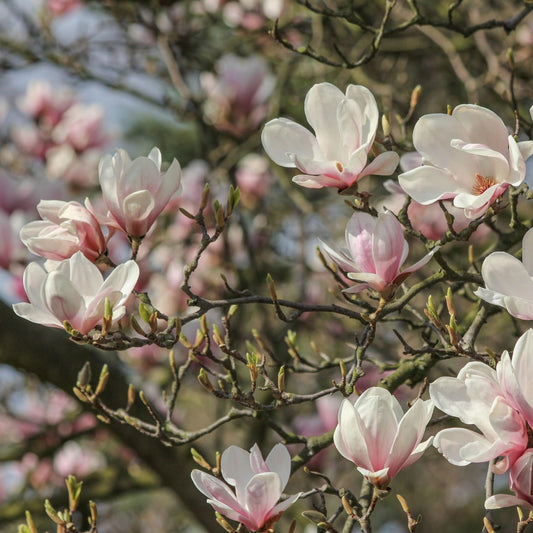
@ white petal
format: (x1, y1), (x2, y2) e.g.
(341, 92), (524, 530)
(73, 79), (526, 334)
(265, 444), (291, 489)
(304, 83), (345, 161)
(398, 166), (460, 205)
(261, 118), (321, 167)
(359, 151), (399, 178)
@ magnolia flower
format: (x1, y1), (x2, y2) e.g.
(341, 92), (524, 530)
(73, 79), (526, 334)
(474, 227), (533, 320)
(13, 251), (139, 334)
(20, 199), (108, 262)
(98, 147), (181, 237)
(430, 362), (528, 473)
(485, 449), (533, 510)
(191, 443), (300, 531)
(261, 83), (399, 190)
(320, 211), (437, 299)
(334, 387), (433, 488)
(398, 104), (533, 219)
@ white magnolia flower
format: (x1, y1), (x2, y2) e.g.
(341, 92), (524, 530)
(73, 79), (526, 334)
(399, 104), (533, 218)
(13, 251), (139, 334)
(261, 83), (399, 190)
(99, 147), (181, 237)
(333, 387), (434, 488)
(191, 443), (300, 531)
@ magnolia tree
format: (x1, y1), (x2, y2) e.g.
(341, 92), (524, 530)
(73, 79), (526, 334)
(1, 1), (533, 532)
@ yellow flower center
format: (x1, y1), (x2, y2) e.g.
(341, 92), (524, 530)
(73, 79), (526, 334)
(472, 173), (497, 195)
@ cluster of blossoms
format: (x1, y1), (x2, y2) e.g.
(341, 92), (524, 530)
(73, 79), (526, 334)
(13, 146), (181, 335)
(8, 71), (533, 532)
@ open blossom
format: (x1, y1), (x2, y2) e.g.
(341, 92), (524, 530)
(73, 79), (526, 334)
(485, 449), (533, 510)
(398, 104), (533, 219)
(261, 83), (399, 190)
(20, 199), (108, 262)
(430, 361), (528, 473)
(474, 227), (533, 320)
(98, 147), (181, 237)
(12, 251), (139, 334)
(333, 387), (434, 488)
(320, 211), (437, 299)
(191, 443), (300, 531)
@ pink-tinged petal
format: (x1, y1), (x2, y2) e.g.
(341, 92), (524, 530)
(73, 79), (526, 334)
(357, 466), (390, 488)
(244, 472), (283, 529)
(358, 151), (400, 179)
(291, 154), (342, 179)
(319, 239), (359, 274)
(250, 443), (269, 474)
(261, 118), (322, 167)
(265, 443), (291, 488)
(521, 228), (533, 276)
(449, 139), (510, 179)
(206, 500), (250, 528)
(485, 494), (531, 510)
(480, 252), (533, 301)
(398, 166), (460, 205)
(372, 212), (405, 283)
(304, 82), (345, 161)
(12, 302), (63, 328)
(355, 391), (399, 470)
(191, 470), (245, 515)
(345, 145), (370, 179)
(345, 212), (376, 273)
(453, 104), (509, 157)
(333, 399), (372, 470)
(345, 85), (379, 147)
(346, 271), (386, 292)
(387, 399), (433, 476)
(291, 174), (341, 189)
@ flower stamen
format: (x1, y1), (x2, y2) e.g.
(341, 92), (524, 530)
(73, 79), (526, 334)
(473, 173), (497, 195)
